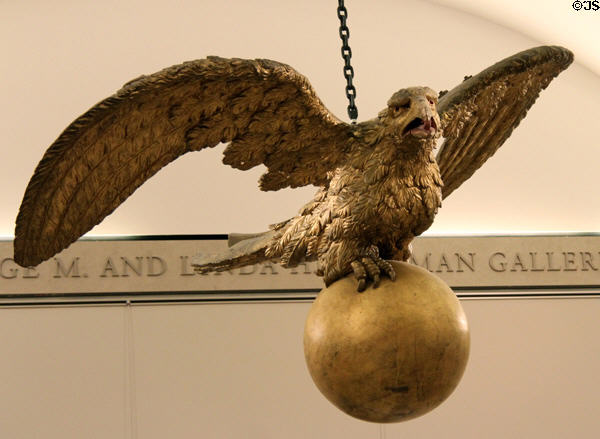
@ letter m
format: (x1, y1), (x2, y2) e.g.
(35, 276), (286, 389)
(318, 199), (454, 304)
(53, 257), (81, 278)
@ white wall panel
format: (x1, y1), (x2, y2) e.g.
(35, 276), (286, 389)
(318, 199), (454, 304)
(0, 306), (127, 439)
(0, 298), (597, 437)
(387, 298), (600, 438)
(130, 302), (375, 438)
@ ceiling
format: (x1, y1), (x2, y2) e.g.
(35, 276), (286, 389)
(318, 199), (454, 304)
(433, 0), (600, 76)
(1, 0), (598, 237)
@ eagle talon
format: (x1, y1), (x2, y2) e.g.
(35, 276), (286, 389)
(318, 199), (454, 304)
(357, 278), (367, 292)
(362, 257), (380, 287)
(375, 258), (396, 281)
(350, 260), (367, 292)
(350, 249), (395, 292)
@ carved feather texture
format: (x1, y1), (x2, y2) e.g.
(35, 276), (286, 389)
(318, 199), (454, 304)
(14, 47), (573, 288)
(436, 45), (573, 198)
(14, 57), (349, 266)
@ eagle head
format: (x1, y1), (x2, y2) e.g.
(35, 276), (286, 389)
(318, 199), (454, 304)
(382, 86), (440, 140)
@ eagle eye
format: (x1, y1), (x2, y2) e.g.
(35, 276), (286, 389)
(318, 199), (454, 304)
(392, 100), (410, 114)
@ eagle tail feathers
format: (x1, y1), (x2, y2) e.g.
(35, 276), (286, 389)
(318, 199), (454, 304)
(191, 230), (276, 273)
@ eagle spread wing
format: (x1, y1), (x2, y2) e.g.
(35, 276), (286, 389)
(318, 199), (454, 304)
(436, 46), (573, 198)
(14, 57), (350, 267)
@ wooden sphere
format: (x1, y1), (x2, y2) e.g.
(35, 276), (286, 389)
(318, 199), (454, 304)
(304, 261), (469, 423)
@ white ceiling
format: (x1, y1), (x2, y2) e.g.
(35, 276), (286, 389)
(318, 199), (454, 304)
(1, 0), (598, 237)
(433, 0), (600, 76)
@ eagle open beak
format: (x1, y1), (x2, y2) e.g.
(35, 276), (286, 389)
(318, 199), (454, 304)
(403, 117), (438, 137)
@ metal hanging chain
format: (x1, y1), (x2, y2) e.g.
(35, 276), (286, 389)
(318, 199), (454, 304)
(337, 0), (358, 122)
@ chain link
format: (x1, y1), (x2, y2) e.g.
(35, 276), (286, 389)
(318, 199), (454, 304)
(337, 0), (358, 122)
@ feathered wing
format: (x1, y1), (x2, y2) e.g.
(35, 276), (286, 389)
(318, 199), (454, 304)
(14, 57), (350, 266)
(436, 46), (573, 198)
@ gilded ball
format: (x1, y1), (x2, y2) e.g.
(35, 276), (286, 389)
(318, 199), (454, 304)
(304, 261), (469, 423)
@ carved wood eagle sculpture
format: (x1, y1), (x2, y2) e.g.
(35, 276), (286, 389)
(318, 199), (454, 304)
(13, 46), (573, 290)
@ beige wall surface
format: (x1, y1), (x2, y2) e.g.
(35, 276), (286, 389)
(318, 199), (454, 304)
(0, 298), (598, 438)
